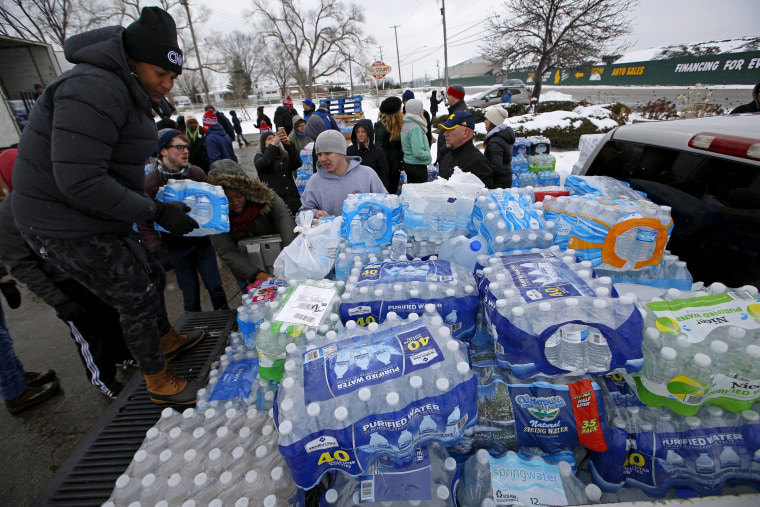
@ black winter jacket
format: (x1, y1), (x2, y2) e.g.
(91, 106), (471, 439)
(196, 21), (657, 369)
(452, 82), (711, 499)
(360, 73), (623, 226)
(484, 124), (516, 188)
(216, 111), (235, 139)
(347, 119), (390, 190)
(12, 26), (157, 238)
(187, 127), (210, 173)
(254, 142), (303, 215)
(438, 140), (495, 188)
(374, 120), (404, 194)
(274, 106), (297, 134)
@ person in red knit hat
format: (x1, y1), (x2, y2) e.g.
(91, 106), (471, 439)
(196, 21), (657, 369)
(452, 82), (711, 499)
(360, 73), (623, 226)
(435, 83), (469, 164)
(202, 109), (217, 132)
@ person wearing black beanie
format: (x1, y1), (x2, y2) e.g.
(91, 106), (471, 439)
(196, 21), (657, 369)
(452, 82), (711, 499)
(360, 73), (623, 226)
(11, 6), (205, 406)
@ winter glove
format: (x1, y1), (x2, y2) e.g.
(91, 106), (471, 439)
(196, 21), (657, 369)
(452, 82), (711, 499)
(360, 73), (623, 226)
(0, 279), (21, 309)
(55, 299), (87, 321)
(155, 248), (175, 272)
(154, 201), (199, 236)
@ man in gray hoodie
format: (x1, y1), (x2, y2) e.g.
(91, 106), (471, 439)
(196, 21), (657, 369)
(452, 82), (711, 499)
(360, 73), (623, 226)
(300, 130), (387, 217)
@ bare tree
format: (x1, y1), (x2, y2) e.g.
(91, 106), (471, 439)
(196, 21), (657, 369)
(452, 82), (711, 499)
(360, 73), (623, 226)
(251, 0), (366, 97)
(0, 0), (100, 47)
(482, 0), (637, 100)
(260, 43), (296, 98)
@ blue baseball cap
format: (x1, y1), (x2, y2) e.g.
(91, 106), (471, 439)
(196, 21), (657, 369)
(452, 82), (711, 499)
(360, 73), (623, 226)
(439, 110), (475, 130)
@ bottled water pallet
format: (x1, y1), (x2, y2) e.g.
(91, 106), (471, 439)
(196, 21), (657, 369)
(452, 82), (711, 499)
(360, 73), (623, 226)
(31, 310), (237, 507)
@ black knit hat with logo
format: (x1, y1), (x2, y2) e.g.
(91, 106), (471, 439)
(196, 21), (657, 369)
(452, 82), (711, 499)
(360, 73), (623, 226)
(123, 7), (183, 75)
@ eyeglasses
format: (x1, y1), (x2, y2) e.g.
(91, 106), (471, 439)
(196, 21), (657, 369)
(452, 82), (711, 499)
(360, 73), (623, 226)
(167, 144), (190, 151)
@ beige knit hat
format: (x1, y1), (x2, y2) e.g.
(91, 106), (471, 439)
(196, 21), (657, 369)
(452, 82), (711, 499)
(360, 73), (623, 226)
(485, 105), (510, 126)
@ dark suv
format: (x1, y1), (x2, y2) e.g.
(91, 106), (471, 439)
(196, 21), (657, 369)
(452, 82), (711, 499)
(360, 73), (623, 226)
(580, 114), (760, 287)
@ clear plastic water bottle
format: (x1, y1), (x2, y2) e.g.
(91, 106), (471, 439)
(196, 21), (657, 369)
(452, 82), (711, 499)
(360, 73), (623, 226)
(558, 461), (587, 505)
(456, 449), (492, 506)
(390, 229), (409, 260)
(559, 323), (588, 372)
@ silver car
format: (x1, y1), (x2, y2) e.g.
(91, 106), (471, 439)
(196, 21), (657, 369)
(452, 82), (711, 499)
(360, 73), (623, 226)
(466, 82), (532, 108)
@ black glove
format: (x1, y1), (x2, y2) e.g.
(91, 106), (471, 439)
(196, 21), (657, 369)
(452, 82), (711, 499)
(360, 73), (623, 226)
(154, 201), (199, 236)
(155, 248), (175, 271)
(55, 299), (87, 321)
(0, 280), (21, 309)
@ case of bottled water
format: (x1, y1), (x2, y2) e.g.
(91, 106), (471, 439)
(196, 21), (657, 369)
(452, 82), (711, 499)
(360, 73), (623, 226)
(590, 394), (760, 497)
(564, 175), (647, 200)
(256, 279), (342, 381)
(341, 193), (401, 247)
(273, 313), (477, 489)
(319, 443), (458, 506)
(476, 250), (644, 378)
(296, 143), (314, 195)
(338, 259), (480, 341)
(471, 190), (555, 254)
(399, 172), (484, 241)
(631, 283), (760, 415)
(594, 251), (693, 290)
(155, 179), (229, 236)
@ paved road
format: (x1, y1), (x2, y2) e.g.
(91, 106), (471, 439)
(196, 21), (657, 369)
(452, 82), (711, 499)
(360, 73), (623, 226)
(540, 85), (752, 112)
(0, 139), (260, 507)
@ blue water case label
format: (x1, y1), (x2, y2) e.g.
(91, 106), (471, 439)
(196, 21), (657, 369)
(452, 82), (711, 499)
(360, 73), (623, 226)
(358, 446), (431, 503)
(302, 321), (444, 404)
(356, 260), (454, 285)
(499, 252), (596, 302)
(489, 454), (566, 506)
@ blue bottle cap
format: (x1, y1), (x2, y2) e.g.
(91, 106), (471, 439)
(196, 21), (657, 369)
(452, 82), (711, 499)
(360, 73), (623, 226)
(470, 240), (482, 252)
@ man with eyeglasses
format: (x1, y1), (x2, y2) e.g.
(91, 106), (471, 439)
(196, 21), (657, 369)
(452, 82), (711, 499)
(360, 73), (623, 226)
(11, 7), (204, 405)
(139, 129), (229, 314)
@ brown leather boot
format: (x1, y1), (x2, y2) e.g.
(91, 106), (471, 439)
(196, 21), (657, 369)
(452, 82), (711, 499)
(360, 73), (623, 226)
(143, 364), (199, 405)
(160, 328), (205, 361)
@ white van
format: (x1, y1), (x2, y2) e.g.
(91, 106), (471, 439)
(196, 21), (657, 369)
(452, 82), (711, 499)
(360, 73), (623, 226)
(174, 95), (191, 110)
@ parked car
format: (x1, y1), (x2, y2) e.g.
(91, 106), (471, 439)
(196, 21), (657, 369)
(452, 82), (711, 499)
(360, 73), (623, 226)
(173, 95), (192, 111)
(580, 113), (760, 287)
(466, 82), (532, 108)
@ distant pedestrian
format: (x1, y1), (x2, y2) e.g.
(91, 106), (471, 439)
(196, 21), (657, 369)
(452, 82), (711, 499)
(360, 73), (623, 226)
(501, 89), (512, 104)
(401, 90), (432, 146)
(313, 101), (340, 131)
(302, 99), (316, 120)
(436, 84), (469, 163)
(288, 116), (311, 153)
(255, 106), (273, 133)
(347, 119), (390, 190)
(430, 90), (443, 118)
(374, 96), (404, 194)
(483, 106), (515, 188)
(730, 81), (760, 114)
(185, 114), (210, 172)
(229, 110), (250, 148)
(205, 113), (238, 166)
(274, 97), (298, 135)
(400, 99), (432, 184)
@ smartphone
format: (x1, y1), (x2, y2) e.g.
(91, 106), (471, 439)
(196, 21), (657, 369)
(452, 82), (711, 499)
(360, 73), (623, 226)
(277, 127), (285, 133)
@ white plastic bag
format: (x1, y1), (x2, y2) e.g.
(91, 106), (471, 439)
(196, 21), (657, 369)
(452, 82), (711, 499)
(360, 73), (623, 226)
(273, 211), (343, 281)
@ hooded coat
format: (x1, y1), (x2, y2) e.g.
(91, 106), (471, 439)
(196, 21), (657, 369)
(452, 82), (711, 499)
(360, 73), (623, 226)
(484, 123), (516, 188)
(11, 26), (159, 238)
(346, 119), (390, 190)
(208, 162), (296, 283)
(254, 133), (303, 216)
(300, 156), (387, 217)
(205, 123), (237, 166)
(287, 115), (311, 154)
(305, 114), (327, 142)
(400, 100), (432, 166)
(274, 105), (296, 134)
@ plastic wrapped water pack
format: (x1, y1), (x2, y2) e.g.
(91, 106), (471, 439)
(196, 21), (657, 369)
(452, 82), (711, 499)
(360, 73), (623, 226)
(341, 193), (401, 247)
(274, 314), (477, 489)
(296, 143), (314, 195)
(590, 399), (760, 497)
(399, 170), (484, 241)
(339, 259), (479, 341)
(471, 189), (555, 254)
(594, 250), (693, 291)
(564, 175), (648, 200)
(544, 195), (674, 270)
(476, 250), (644, 378)
(320, 443), (458, 506)
(155, 179), (229, 236)
(631, 283), (760, 416)
(256, 279), (342, 381)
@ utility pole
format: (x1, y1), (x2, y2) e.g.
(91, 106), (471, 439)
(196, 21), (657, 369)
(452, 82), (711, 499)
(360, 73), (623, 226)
(437, 59), (440, 86)
(390, 25), (402, 88)
(180, 0), (210, 104)
(440, 0), (449, 89)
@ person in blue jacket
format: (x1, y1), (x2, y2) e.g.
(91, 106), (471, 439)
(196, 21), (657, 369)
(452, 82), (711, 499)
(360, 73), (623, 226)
(205, 121), (238, 167)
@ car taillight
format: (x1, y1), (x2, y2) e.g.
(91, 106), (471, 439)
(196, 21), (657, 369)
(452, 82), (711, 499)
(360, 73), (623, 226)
(688, 133), (760, 161)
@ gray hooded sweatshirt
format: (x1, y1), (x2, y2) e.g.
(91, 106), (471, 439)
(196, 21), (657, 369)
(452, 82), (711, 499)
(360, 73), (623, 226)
(299, 156), (387, 217)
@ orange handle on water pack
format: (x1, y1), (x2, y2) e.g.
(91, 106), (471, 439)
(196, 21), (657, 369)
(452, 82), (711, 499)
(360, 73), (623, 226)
(602, 218), (669, 269)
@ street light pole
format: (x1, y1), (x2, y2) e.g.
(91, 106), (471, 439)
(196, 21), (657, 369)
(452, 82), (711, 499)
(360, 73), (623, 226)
(391, 25), (402, 88)
(440, 0), (449, 90)
(180, 0), (210, 105)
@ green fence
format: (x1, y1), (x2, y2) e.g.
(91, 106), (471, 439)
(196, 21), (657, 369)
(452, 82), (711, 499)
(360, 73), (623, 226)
(505, 51), (760, 86)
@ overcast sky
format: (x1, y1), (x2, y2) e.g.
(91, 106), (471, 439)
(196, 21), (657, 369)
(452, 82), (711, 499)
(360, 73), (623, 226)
(195, 0), (759, 85)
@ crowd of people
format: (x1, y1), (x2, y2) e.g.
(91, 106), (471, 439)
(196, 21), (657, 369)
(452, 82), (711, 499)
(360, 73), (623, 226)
(0, 6), (522, 412)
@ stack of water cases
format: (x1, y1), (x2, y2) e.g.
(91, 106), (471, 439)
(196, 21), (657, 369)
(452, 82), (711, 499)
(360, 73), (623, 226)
(341, 193), (401, 248)
(296, 143), (314, 195)
(631, 283), (760, 415)
(339, 258), (480, 341)
(476, 249), (644, 377)
(592, 371), (760, 497)
(274, 313), (477, 489)
(399, 177), (482, 241)
(320, 443), (459, 506)
(563, 175), (648, 200)
(105, 407), (302, 506)
(511, 136), (560, 188)
(256, 279), (342, 382)
(471, 189), (555, 254)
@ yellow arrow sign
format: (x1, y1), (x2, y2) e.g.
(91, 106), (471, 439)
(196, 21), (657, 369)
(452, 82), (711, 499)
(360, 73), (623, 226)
(575, 72), (584, 78)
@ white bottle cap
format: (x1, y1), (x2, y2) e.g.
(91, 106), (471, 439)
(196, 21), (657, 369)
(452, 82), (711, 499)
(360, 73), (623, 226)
(626, 405), (640, 416)
(619, 294), (635, 305)
(146, 427), (159, 440)
(409, 376), (423, 389)
(496, 299), (507, 309)
(512, 307), (525, 317)
(444, 457), (457, 471)
(159, 449), (173, 463)
(439, 327), (452, 338)
(645, 327), (660, 340)
(557, 460), (573, 477)
(386, 392), (400, 407)
(182, 500), (196, 507)
(307, 402), (321, 416)
(436, 485), (450, 500)
(693, 353), (712, 368)
(141, 473), (156, 488)
(262, 424), (274, 436)
(326, 330), (337, 340)
(264, 495), (277, 507)
(660, 346), (677, 362)
(192, 427), (205, 439)
(220, 470), (234, 485)
(245, 470), (258, 483)
(282, 377), (295, 389)
(280, 399), (294, 412)
(436, 377), (450, 391)
(595, 287), (610, 297)
(707, 405), (723, 417)
(565, 298), (578, 307)
(285, 342), (297, 354)
(209, 448), (222, 461)
(409, 289), (419, 298)
(585, 484), (602, 502)
(194, 472), (208, 487)
(358, 388), (372, 402)
(476, 449), (489, 464)
(231, 446), (245, 460)
(325, 489), (339, 503)
(278, 420), (292, 436)
(593, 299), (607, 309)
(134, 449), (148, 463)
(168, 473), (182, 488)
(408, 312), (420, 321)
(239, 426), (251, 439)
(446, 339), (459, 352)
(613, 417), (627, 429)
(538, 302), (551, 312)
(265, 391), (275, 401)
(115, 474), (130, 489)
(334, 406), (349, 421)
(742, 410), (760, 422)
(747, 344), (760, 358)
(457, 362), (470, 375)
(284, 359), (296, 372)
(710, 340), (728, 355)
